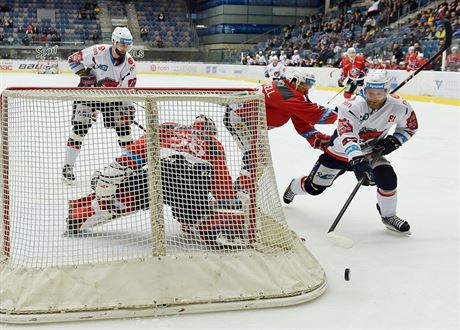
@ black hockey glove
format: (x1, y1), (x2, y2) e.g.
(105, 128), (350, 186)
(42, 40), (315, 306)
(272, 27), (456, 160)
(265, 72), (270, 78)
(374, 135), (402, 156)
(350, 156), (375, 186)
(76, 68), (96, 87)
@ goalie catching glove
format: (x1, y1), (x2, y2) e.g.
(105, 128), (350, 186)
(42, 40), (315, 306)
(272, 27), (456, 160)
(94, 162), (133, 200)
(373, 135), (401, 156)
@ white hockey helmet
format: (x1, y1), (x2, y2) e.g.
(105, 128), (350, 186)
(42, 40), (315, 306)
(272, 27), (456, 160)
(347, 47), (357, 57)
(288, 70), (316, 88)
(192, 114), (217, 136)
(112, 26), (133, 48)
(272, 55), (279, 62)
(364, 69), (391, 92)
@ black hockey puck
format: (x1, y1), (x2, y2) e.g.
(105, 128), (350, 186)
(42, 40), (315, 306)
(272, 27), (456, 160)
(344, 268), (351, 281)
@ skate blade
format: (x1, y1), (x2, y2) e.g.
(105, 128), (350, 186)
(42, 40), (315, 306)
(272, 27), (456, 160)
(384, 225), (411, 236)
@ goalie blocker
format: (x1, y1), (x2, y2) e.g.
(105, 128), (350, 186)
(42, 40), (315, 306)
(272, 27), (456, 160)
(67, 118), (251, 248)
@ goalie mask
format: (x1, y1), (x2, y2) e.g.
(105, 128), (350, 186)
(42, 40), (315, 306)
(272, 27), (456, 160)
(192, 115), (217, 136)
(112, 26), (133, 56)
(288, 70), (316, 89)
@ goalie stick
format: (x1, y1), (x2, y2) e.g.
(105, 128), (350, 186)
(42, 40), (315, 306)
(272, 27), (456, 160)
(327, 19), (452, 249)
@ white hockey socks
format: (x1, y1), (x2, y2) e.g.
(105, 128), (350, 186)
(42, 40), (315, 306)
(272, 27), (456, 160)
(377, 188), (397, 217)
(290, 176), (309, 195)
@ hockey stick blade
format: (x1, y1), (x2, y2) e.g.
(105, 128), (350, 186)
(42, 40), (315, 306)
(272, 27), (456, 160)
(326, 231), (354, 249)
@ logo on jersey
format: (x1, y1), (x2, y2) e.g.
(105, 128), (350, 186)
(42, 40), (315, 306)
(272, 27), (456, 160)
(128, 57), (134, 65)
(359, 113), (369, 122)
(338, 118), (353, 135)
(69, 51), (83, 63)
(96, 64), (108, 71)
(388, 115), (396, 122)
(342, 137), (357, 146)
(406, 111), (418, 130)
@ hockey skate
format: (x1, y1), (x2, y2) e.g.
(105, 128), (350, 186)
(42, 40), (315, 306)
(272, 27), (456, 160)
(283, 180), (296, 204)
(376, 203), (411, 235)
(381, 215), (411, 235)
(62, 164), (76, 185)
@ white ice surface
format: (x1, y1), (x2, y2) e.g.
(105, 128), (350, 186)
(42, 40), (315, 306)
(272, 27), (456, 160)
(0, 72), (458, 330)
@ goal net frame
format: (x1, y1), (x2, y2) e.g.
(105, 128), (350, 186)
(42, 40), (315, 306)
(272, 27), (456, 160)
(0, 87), (327, 324)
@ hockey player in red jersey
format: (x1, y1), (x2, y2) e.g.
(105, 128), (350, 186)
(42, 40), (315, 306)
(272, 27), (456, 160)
(338, 47), (367, 99)
(62, 26), (137, 185)
(283, 70), (418, 234)
(66, 115), (250, 248)
(224, 69), (337, 192)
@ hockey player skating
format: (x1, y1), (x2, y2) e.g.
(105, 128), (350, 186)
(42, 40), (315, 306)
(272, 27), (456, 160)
(283, 70), (418, 234)
(338, 48), (367, 99)
(264, 56), (286, 81)
(62, 26), (137, 184)
(66, 116), (251, 248)
(225, 69), (337, 192)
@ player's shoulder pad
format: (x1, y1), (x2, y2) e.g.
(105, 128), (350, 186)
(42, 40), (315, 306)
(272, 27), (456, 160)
(339, 94), (365, 109)
(91, 44), (110, 56)
(387, 93), (410, 108)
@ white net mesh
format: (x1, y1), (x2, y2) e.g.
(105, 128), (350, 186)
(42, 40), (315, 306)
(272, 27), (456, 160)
(0, 88), (326, 323)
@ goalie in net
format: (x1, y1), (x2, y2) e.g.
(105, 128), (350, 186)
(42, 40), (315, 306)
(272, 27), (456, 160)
(66, 115), (250, 248)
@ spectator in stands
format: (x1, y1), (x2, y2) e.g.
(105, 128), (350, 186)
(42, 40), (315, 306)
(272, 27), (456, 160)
(156, 37), (164, 48)
(0, 29), (3, 44)
(392, 43), (404, 63)
(91, 30), (99, 42)
(158, 12), (165, 22)
(435, 24), (447, 40)
(446, 46), (460, 71)
(414, 53), (428, 70)
(140, 25), (149, 41)
(413, 42), (423, 55)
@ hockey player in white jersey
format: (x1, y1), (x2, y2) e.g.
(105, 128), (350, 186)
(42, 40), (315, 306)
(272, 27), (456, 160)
(283, 70), (418, 234)
(264, 56), (286, 81)
(62, 26), (137, 184)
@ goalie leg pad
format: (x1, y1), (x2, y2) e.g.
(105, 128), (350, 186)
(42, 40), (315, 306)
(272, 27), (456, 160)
(196, 211), (248, 248)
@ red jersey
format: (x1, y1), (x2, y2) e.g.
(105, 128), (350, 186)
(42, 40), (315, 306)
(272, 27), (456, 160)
(340, 54), (367, 78)
(116, 126), (235, 201)
(414, 57), (428, 70)
(254, 79), (337, 146)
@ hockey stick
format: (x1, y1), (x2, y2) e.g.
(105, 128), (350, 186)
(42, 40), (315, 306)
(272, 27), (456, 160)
(326, 20), (452, 249)
(326, 87), (346, 105)
(329, 68), (340, 78)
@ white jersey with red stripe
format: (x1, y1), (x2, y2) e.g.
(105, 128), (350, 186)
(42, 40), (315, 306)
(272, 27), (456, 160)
(326, 94), (418, 162)
(68, 44), (137, 87)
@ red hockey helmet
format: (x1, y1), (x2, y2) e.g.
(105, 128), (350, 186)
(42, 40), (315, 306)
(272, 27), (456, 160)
(192, 115), (217, 135)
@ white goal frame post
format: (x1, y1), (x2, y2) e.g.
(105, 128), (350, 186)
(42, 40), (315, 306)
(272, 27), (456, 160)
(0, 87), (326, 324)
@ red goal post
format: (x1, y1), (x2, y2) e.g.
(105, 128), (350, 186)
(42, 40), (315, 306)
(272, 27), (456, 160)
(0, 87), (326, 323)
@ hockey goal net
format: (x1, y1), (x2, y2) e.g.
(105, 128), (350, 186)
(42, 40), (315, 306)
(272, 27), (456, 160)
(37, 59), (59, 74)
(0, 87), (326, 323)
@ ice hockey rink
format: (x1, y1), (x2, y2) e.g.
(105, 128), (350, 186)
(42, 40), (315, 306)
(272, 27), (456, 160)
(0, 72), (458, 330)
